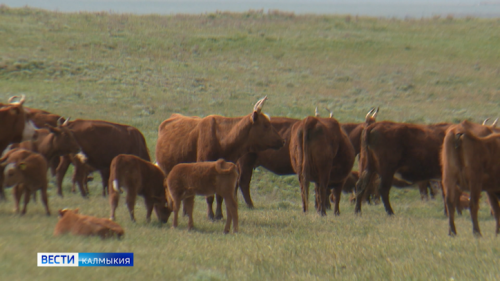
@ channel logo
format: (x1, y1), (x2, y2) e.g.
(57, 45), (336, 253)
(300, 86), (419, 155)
(37, 253), (134, 267)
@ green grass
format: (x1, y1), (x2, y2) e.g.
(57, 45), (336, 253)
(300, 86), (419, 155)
(1, 6), (500, 280)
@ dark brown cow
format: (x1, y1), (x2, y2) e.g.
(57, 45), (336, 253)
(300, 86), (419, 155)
(355, 121), (452, 215)
(237, 108), (378, 209)
(441, 120), (500, 236)
(289, 115), (355, 216)
(0, 149), (49, 215)
(54, 208), (124, 239)
(55, 119), (150, 197)
(155, 97), (284, 220)
(109, 154), (171, 223)
(165, 159), (239, 233)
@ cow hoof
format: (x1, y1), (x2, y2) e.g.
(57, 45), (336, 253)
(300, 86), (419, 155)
(246, 204), (254, 209)
(214, 214), (223, 221)
(223, 230), (229, 234)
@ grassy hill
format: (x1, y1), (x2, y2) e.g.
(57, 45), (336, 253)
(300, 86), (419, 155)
(1, 6), (499, 280)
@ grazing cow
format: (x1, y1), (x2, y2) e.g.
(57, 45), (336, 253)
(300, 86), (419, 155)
(0, 149), (50, 215)
(55, 119), (150, 197)
(289, 115), (355, 216)
(155, 97), (284, 220)
(355, 121), (452, 215)
(109, 154), (171, 223)
(165, 159), (239, 233)
(54, 208), (124, 239)
(0, 95), (37, 153)
(441, 120), (500, 236)
(237, 108), (378, 209)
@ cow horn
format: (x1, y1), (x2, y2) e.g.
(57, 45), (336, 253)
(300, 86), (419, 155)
(63, 117), (70, 126)
(315, 107), (320, 117)
(372, 107), (379, 118)
(253, 96), (268, 113)
(324, 107), (333, 118)
(365, 108), (375, 120)
(57, 117), (64, 127)
(19, 94), (25, 105)
(8, 96), (19, 103)
(482, 118), (490, 126)
(492, 118), (499, 127)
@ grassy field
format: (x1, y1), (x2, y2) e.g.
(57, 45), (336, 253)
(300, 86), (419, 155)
(1, 6), (500, 280)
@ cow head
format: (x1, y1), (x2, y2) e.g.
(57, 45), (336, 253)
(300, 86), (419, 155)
(246, 96), (285, 152)
(58, 208), (79, 218)
(2, 162), (26, 188)
(44, 117), (81, 156)
(6, 95), (37, 142)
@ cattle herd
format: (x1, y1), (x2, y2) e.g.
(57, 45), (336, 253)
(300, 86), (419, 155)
(1, 94), (499, 237)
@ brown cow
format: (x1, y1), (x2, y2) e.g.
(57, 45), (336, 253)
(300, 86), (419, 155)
(355, 121), (452, 215)
(165, 159), (239, 233)
(55, 119), (150, 197)
(54, 208), (124, 239)
(237, 108), (378, 209)
(289, 115), (355, 216)
(109, 154), (171, 223)
(1, 149), (49, 215)
(441, 120), (500, 236)
(69, 153), (95, 196)
(156, 97), (284, 220)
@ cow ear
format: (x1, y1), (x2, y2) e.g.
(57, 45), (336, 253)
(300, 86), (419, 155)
(250, 111), (258, 123)
(18, 163), (27, 170)
(46, 124), (61, 135)
(58, 209), (65, 217)
(74, 208), (79, 214)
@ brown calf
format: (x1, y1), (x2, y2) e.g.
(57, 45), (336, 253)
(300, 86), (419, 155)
(165, 159), (239, 233)
(1, 149), (49, 215)
(54, 208), (124, 239)
(109, 154), (171, 223)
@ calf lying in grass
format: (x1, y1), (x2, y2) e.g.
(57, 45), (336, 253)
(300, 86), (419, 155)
(165, 159), (239, 234)
(54, 208), (124, 239)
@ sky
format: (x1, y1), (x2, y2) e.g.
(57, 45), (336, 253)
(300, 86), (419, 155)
(1, 1), (499, 18)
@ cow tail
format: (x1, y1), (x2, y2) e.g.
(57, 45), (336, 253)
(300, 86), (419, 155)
(301, 118), (316, 209)
(110, 160), (123, 194)
(165, 183), (175, 211)
(356, 125), (373, 194)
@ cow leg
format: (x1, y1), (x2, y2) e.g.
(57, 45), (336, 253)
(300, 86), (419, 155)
(49, 156), (60, 177)
(109, 187), (119, 221)
(145, 197), (154, 223)
(214, 194), (224, 220)
(237, 154), (257, 209)
(55, 155), (72, 197)
(418, 181), (429, 201)
(126, 191), (137, 222)
(487, 192), (500, 235)
(184, 196), (195, 231)
(13, 184), (23, 214)
(206, 195), (215, 221)
(456, 190), (464, 216)
(332, 185), (342, 216)
(41, 186), (50, 216)
(429, 181), (437, 199)
(468, 184), (482, 237)
(378, 173), (395, 215)
(21, 188), (31, 215)
(172, 197), (181, 228)
(0, 187), (5, 202)
(100, 169), (110, 197)
(354, 170), (378, 214)
(223, 194), (237, 234)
